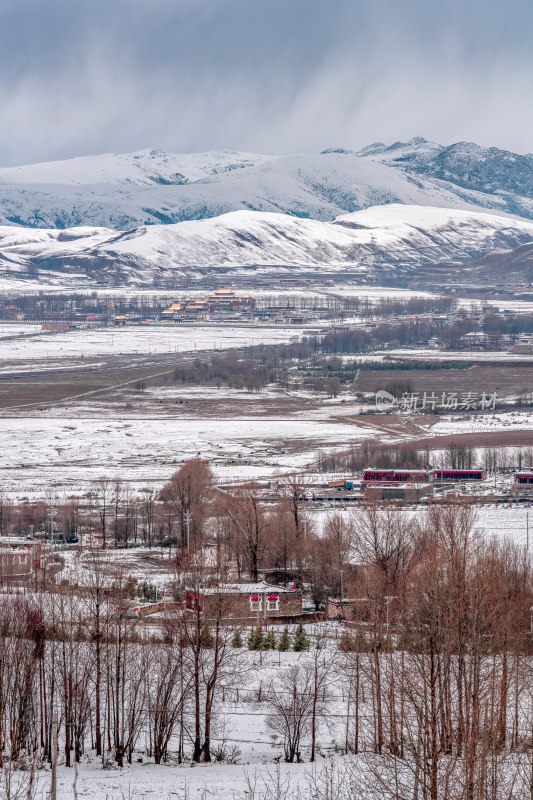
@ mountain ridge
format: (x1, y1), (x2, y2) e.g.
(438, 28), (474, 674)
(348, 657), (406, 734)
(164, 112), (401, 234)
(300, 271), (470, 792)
(1, 139), (533, 230)
(1, 204), (532, 288)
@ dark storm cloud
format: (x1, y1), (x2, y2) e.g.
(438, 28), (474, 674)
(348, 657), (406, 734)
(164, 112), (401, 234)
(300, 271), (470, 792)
(0, 0), (532, 165)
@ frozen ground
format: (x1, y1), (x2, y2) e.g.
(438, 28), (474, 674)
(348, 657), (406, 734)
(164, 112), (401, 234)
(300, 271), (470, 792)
(430, 410), (533, 435)
(0, 415), (382, 499)
(0, 323), (42, 337)
(42, 759), (311, 800)
(0, 324), (314, 361)
(379, 348), (533, 362)
(27, 642), (349, 800)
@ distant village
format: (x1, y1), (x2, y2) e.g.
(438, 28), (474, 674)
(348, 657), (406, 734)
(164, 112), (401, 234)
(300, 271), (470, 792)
(3, 289), (533, 355)
(0, 287), (334, 329)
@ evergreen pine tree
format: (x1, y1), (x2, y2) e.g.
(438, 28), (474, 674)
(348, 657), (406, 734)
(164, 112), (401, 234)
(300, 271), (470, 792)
(200, 622), (214, 649)
(292, 622), (309, 652)
(232, 629), (243, 648)
(247, 627), (255, 649)
(277, 627), (291, 652)
(265, 629), (277, 650)
(248, 625), (265, 650)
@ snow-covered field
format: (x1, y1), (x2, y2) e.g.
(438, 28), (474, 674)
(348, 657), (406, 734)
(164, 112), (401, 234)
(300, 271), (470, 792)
(0, 415), (379, 498)
(430, 410), (533, 435)
(0, 323), (42, 337)
(44, 759), (311, 800)
(482, 299), (533, 313)
(0, 324), (312, 361)
(325, 285), (438, 300)
(2, 332), (532, 366)
(474, 505), (533, 548)
(380, 348), (533, 362)
(306, 503), (533, 549)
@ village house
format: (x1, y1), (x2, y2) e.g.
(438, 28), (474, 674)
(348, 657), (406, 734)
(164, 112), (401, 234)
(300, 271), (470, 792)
(326, 596), (373, 623)
(0, 538), (42, 587)
(3, 305), (23, 320)
(41, 321), (75, 331)
(206, 287), (255, 312)
(161, 298), (210, 320)
(161, 288), (255, 321)
(184, 580), (302, 621)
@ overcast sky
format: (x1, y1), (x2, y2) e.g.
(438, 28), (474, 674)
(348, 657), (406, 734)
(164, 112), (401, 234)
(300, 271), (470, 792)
(0, 0), (532, 166)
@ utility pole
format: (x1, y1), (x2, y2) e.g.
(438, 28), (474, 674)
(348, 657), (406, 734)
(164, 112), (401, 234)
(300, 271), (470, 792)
(527, 511), (529, 553)
(49, 504), (56, 549)
(184, 511), (192, 555)
(340, 570), (344, 602)
(51, 711), (58, 800)
(385, 596), (394, 638)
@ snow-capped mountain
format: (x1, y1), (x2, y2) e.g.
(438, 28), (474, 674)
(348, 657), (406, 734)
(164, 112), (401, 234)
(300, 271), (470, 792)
(2, 205), (533, 287)
(1, 140), (533, 230)
(0, 149), (276, 188)
(366, 138), (533, 219)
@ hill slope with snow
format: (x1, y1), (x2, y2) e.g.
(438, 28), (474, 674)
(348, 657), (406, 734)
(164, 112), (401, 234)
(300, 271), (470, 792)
(1, 205), (532, 287)
(1, 140), (533, 230)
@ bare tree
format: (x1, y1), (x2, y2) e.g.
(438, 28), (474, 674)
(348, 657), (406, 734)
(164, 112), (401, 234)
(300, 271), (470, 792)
(93, 479), (110, 549)
(224, 484), (268, 582)
(145, 639), (189, 764)
(83, 549), (114, 758)
(267, 663), (315, 763)
(160, 459), (214, 552)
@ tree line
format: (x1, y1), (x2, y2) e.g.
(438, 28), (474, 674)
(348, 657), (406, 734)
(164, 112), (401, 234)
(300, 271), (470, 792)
(4, 503), (533, 800)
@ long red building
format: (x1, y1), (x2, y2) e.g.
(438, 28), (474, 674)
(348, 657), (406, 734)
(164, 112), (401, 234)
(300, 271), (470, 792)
(362, 468), (486, 486)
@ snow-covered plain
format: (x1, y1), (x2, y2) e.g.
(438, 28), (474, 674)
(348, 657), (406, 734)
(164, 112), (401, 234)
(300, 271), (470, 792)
(430, 411), (533, 435)
(380, 348), (533, 362)
(0, 415), (379, 498)
(0, 324), (311, 361)
(0, 323), (41, 337)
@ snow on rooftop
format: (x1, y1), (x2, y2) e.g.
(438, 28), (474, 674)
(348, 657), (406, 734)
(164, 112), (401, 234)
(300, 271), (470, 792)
(198, 581), (294, 595)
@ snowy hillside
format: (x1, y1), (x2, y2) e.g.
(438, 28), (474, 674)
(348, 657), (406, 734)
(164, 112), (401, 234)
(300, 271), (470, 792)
(1, 140), (533, 230)
(0, 148), (276, 187)
(368, 138), (533, 219)
(1, 204), (533, 287)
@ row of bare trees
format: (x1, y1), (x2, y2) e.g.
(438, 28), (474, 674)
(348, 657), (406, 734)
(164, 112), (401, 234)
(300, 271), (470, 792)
(5, 477), (533, 798)
(317, 439), (533, 476)
(243, 503), (533, 797)
(0, 563), (240, 773)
